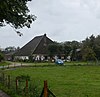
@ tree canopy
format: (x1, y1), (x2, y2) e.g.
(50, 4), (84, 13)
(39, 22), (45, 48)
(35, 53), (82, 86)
(48, 34), (100, 61)
(0, 51), (4, 62)
(0, 0), (36, 29)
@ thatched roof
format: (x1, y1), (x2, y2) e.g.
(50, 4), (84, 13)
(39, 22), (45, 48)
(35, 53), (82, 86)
(15, 34), (54, 56)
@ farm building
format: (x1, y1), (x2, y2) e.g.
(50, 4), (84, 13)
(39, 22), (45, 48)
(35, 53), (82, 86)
(14, 34), (54, 61)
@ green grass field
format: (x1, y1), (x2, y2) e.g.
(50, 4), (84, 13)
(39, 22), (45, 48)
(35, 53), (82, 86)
(2, 64), (100, 97)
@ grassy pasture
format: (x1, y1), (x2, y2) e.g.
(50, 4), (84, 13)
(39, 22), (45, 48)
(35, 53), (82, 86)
(2, 64), (100, 97)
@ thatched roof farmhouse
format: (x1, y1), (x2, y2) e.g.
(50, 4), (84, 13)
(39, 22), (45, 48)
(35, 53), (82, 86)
(15, 34), (54, 61)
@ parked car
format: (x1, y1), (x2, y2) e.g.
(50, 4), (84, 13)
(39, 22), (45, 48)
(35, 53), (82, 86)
(55, 59), (64, 65)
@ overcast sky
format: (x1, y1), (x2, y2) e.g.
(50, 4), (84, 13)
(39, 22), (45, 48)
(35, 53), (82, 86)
(1, 0), (100, 48)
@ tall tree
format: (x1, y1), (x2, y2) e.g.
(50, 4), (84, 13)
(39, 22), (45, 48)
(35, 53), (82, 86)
(63, 41), (72, 58)
(82, 46), (96, 61)
(94, 35), (100, 60)
(0, 51), (4, 62)
(0, 0), (36, 29)
(70, 41), (81, 61)
(48, 43), (58, 57)
(5, 46), (16, 52)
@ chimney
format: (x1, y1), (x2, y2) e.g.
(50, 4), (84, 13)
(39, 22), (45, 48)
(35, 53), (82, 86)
(44, 34), (47, 46)
(44, 33), (46, 37)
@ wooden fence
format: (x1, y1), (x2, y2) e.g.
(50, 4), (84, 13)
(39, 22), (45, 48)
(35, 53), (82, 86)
(0, 72), (56, 97)
(40, 80), (56, 97)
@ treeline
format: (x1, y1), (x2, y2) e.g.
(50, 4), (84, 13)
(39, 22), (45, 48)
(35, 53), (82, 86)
(0, 46), (20, 62)
(48, 34), (100, 61)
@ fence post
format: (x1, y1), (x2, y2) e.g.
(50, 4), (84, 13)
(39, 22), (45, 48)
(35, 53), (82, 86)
(2, 73), (5, 85)
(8, 75), (10, 89)
(44, 80), (48, 97)
(2, 65), (4, 70)
(25, 79), (28, 95)
(14, 63), (15, 68)
(8, 64), (9, 69)
(16, 77), (18, 92)
(21, 62), (22, 67)
(5, 75), (7, 86)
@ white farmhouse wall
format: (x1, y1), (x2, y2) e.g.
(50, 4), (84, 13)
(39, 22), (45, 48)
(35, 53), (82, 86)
(15, 56), (29, 60)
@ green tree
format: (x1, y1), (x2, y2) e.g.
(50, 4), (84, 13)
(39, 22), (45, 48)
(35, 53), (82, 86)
(82, 34), (100, 61)
(82, 47), (96, 61)
(63, 41), (72, 59)
(48, 42), (64, 58)
(48, 43), (59, 57)
(89, 34), (95, 48)
(5, 46), (16, 52)
(0, 52), (4, 62)
(94, 35), (100, 60)
(57, 43), (64, 56)
(0, 0), (36, 29)
(69, 41), (81, 61)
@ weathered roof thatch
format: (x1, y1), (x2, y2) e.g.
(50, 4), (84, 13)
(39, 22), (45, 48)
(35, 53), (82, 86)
(15, 34), (54, 56)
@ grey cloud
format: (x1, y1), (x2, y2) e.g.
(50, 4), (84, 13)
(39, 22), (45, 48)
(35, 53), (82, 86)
(80, 0), (100, 18)
(1, 0), (100, 48)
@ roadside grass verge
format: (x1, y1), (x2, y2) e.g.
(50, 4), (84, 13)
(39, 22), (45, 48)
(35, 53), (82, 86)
(0, 61), (99, 68)
(0, 61), (11, 66)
